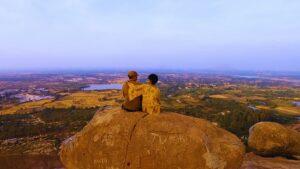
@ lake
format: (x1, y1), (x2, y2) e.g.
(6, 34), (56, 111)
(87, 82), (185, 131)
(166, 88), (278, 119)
(83, 84), (122, 91)
(293, 101), (300, 107)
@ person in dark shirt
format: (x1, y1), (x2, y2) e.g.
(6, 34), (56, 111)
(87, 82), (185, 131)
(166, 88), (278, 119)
(122, 71), (143, 111)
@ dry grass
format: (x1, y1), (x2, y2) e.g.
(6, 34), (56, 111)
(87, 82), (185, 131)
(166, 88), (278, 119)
(45, 91), (122, 109)
(256, 106), (271, 110)
(0, 91), (123, 115)
(275, 107), (300, 116)
(0, 99), (54, 115)
(246, 96), (267, 101)
(209, 95), (229, 99)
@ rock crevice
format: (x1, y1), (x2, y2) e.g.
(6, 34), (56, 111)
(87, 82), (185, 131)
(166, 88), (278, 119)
(123, 113), (149, 168)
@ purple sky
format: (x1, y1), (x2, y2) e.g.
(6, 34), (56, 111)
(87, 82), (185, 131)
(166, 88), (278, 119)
(0, 0), (299, 71)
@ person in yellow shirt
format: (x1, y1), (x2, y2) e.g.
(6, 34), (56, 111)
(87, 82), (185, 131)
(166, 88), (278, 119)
(142, 74), (161, 115)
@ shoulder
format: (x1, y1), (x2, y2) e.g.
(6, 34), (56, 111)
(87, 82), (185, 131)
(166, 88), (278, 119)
(129, 81), (142, 86)
(123, 81), (129, 86)
(149, 85), (159, 91)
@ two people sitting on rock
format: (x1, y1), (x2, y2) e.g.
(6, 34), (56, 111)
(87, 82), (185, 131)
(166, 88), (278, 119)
(122, 71), (161, 115)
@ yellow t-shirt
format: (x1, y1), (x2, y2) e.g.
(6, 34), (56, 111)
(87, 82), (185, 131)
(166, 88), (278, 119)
(127, 82), (144, 101)
(142, 84), (161, 115)
(122, 81), (144, 101)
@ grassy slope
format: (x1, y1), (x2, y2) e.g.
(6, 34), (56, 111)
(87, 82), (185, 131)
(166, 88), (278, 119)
(0, 90), (123, 115)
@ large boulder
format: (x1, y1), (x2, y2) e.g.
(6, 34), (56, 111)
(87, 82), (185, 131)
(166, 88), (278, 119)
(60, 108), (245, 169)
(248, 122), (300, 157)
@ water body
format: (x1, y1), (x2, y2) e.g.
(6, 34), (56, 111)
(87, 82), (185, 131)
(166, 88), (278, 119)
(83, 84), (122, 91)
(293, 102), (300, 120)
(234, 75), (260, 79)
(293, 101), (300, 107)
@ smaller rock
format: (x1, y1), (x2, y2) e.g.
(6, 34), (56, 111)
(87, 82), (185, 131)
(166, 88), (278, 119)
(241, 153), (300, 169)
(248, 122), (300, 157)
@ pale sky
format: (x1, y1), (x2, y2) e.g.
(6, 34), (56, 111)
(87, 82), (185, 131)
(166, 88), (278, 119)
(0, 0), (299, 71)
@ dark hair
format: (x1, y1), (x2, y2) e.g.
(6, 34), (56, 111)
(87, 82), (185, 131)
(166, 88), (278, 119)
(128, 75), (134, 79)
(148, 74), (158, 85)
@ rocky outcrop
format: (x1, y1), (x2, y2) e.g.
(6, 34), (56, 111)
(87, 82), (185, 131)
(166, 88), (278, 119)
(241, 153), (300, 169)
(60, 108), (245, 169)
(248, 122), (300, 157)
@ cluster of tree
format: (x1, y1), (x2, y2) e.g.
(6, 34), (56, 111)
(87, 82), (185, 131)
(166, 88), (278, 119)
(0, 107), (99, 140)
(264, 89), (298, 98)
(163, 98), (295, 140)
(216, 109), (293, 137)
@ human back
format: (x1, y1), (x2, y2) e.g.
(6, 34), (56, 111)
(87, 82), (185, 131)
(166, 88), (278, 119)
(142, 74), (161, 115)
(122, 71), (143, 111)
(126, 80), (143, 101)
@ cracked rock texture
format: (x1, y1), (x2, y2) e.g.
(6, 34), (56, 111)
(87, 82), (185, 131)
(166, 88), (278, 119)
(60, 108), (245, 169)
(248, 122), (300, 157)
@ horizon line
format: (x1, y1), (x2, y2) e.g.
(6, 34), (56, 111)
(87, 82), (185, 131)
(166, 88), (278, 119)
(0, 68), (300, 75)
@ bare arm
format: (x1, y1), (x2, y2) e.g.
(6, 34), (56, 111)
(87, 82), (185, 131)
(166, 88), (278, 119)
(122, 82), (129, 101)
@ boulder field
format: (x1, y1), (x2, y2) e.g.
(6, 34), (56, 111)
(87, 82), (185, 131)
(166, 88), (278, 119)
(60, 108), (245, 169)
